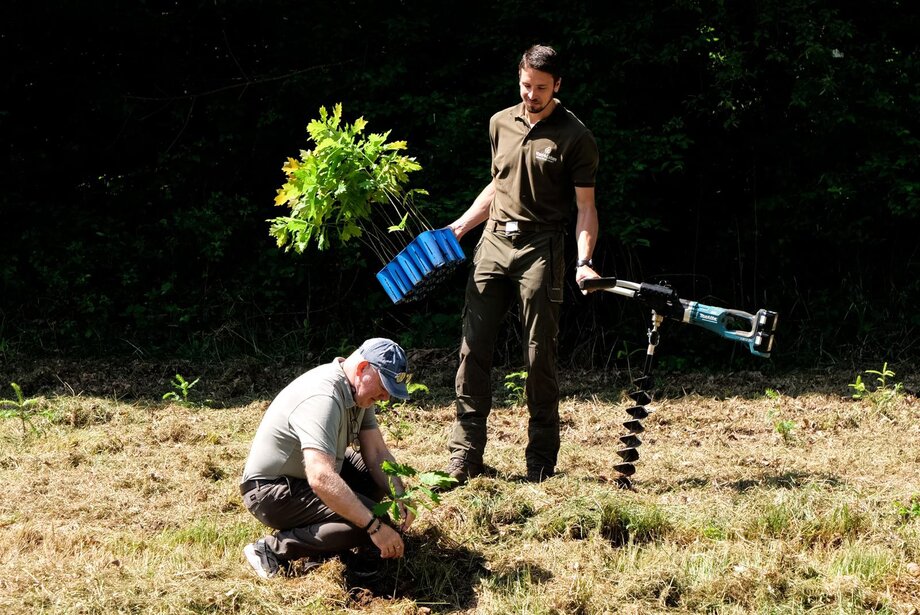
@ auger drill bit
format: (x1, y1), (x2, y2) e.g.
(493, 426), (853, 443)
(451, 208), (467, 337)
(612, 313), (663, 489)
(630, 388), (652, 407)
(622, 419), (645, 434)
(625, 406), (649, 420)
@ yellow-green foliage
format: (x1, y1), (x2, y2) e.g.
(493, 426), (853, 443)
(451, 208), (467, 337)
(269, 103), (425, 252)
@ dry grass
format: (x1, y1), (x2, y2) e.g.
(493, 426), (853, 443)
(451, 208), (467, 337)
(2, 369), (919, 614)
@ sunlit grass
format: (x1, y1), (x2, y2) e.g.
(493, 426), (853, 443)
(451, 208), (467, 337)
(1, 374), (918, 613)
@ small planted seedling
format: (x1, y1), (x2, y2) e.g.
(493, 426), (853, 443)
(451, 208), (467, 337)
(373, 460), (457, 524)
(894, 496), (920, 523)
(848, 362), (903, 412)
(767, 405), (796, 443)
(375, 381), (429, 446)
(504, 370), (528, 407)
(764, 391), (795, 443)
(774, 418), (796, 443)
(163, 374), (200, 407)
(0, 382), (43, 436)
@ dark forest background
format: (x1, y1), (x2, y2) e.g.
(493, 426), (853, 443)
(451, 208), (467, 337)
(2, 0), (919, 375)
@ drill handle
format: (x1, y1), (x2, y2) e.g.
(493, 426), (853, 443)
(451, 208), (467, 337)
(578, 277), (641, 299)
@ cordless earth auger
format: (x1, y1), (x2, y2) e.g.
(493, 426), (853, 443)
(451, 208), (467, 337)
(579, 277), (778, 489)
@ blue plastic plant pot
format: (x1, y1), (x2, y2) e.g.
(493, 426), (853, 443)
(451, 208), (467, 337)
(375, 269), (404, 303)
(396, 253), (422, 284)
(376, 228), (466, 305)
(417, 230), (448, 267)
(417, 228), (464, 266)
(405, 241), (433, 275)
(385, 260), (413, 295)
(435, 227), (465, 260)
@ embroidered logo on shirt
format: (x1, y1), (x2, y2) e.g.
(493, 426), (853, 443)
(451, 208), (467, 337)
(535, 146), (558, 163)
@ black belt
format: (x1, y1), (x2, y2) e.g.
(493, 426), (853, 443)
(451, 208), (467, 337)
(239, 477), (287, 495)
(487, 219), (563, 235)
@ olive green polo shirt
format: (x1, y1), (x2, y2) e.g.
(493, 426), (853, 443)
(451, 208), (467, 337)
(241, 359), (378, 480)
(489, 100), (598, 226)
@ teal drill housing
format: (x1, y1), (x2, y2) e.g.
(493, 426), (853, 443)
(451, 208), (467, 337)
(682, 302), (778, 358)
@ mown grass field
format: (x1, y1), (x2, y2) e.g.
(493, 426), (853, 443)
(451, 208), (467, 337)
(1, 363), (919, 614)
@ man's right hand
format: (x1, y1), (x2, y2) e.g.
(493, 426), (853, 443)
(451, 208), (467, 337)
(447, 181), (495, 241)
(370, 521), (405, 558)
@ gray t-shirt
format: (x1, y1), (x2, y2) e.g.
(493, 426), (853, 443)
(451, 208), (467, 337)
(242, 359), (378, 480)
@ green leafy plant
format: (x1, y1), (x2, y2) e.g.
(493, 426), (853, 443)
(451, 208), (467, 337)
(848, 362), (903, 410)
(162, 374), (200, 406)
(764, 389), (796, 442)
(504, 370), (528, 406)
(269, 103), (427, 252)
(375, 381), (430, 414)
(0, 382), (43, 436)
(849, 376), (867, 399)
(774, 418), (796, 443)
(406, 381), (429, 397)
(387, 212), (410, 233)
(376, 381), (429, 445)
(894, 496), (920, 523)
(372, 460), (457, 523)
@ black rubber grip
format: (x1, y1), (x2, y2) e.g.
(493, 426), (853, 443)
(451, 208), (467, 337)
(578, 277), (618, 290)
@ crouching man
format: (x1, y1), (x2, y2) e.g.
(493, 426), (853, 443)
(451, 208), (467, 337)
(240, 338), (415, 578)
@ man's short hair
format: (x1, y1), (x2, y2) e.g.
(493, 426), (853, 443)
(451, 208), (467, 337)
(519, 44), (561, 81)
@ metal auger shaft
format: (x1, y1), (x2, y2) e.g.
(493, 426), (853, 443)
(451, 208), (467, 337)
(613, 312), (663, 489)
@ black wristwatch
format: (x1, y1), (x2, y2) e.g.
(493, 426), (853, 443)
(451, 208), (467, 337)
(576, 258), (593, 268)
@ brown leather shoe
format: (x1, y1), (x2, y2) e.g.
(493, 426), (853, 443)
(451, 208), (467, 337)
(445, 457), (483, 488)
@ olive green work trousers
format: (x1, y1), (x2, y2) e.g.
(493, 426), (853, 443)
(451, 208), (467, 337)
(449, 227), (565, 473)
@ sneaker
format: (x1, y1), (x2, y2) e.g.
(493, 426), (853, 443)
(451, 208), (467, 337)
(444, 457), (483, 488)
(526, 467), (555, 483)
(243, 539), (286, 579)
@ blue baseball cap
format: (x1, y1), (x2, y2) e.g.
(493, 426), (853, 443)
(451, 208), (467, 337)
(358, 338), (411, 399)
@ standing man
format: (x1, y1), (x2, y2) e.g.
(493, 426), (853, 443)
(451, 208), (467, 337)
(445, 44), (600, 485)
(241, 338), (415, 578)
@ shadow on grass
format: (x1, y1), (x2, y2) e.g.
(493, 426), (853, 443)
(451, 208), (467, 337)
(605, 471), (845, 495)
(727, 470), (844, 493)
(674, 477), (711, 489)
(342, 525), (486, 612)
(486, 560), (553, 585)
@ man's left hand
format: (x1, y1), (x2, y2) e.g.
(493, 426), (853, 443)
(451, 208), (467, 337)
(575, 265), (601, 294)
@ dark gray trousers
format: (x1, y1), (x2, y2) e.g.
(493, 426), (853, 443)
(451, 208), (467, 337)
(449, 228), (564, 473)
(242, 448), (385, 561)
